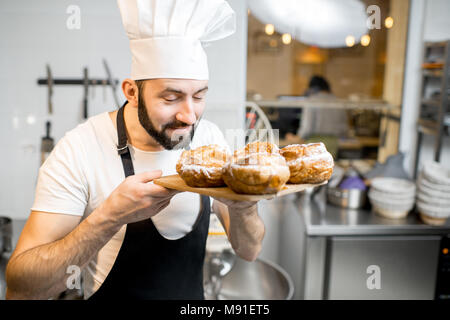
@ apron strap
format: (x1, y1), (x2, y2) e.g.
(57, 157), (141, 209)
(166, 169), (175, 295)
(116, 101), (135, 178)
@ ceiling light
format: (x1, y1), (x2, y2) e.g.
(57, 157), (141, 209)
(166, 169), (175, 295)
(282, 33), (292, 45)
(248, 0), (368, 48)
(345, 35), (355, 47)
(385, 16), (394, 29)
(360, 34), (371, 46)
(265, 24), (275, 35)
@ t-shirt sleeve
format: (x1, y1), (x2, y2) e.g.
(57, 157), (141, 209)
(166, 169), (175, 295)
(31, 131), (89, 216)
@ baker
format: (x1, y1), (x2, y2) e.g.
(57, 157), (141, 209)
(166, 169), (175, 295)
(6, 0), (265, 300)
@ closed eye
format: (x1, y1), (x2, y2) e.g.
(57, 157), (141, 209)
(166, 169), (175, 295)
(163, 94), (180, 102)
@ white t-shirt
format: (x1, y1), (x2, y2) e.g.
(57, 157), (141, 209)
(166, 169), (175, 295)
(31, 111), (229, 299)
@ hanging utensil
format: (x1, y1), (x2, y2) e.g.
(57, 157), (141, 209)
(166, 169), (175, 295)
(40, 121), (54, 165)
(83, 67), (89, 119)
(91, 79), (96, 99)
(102, 79), (107, 103)
(46, 64), (53, 115)
(102, 59), (120, 108)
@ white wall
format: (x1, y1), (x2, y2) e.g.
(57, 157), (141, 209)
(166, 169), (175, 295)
(0, 0), (247, 219)
(400, 0), (450, 175)
(204, 0), (247, 134)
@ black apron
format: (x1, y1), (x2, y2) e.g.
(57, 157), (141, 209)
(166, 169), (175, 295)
(89, 103), (210, 300)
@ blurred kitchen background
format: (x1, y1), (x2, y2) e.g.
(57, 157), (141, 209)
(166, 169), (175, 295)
(1, 0), (450, 300)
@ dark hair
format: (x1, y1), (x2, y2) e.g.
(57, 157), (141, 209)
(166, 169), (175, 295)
(308, 75), (331, 93)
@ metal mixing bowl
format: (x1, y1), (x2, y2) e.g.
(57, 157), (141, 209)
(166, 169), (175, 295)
(211, 256), (294, 300)
(327, 187), (367, 209)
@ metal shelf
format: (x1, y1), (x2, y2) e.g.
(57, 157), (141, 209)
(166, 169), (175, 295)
(421, 99), (441, 107)
(422, 69), (444, 77)
(414, 40), (450, 179)
(417, 119), (439, 135)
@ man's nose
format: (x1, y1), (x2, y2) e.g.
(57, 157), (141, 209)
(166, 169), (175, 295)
(176, 98), (196, 125)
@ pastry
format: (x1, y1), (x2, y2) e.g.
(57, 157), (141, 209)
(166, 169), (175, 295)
(280, 142), (334, 184)
(176, 144), (230, 187)
(233, 141), (280, 158)
(222, 151), (290, 195)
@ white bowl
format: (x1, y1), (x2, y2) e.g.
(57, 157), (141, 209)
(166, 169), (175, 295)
(418, 173), (450, 193)
(417, 182), (450, 200)
(416, 201), (450, 218)
(417, 192), (450, 206)
(422, 161), (450, 186)
(419, 212), (448, 226)
(368, 188), (415, 202)
(370, 177), (416, 195)
(368, 194), (415, 211)
(373, 205), (410, 219)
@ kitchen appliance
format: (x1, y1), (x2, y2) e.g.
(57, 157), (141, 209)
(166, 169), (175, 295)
(287, 194), (450, 300)
(435, 235), (450, 299)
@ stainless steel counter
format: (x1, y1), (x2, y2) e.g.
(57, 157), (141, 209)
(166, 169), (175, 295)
(299, 194), (450, 236)
(274, 192), (450, 300)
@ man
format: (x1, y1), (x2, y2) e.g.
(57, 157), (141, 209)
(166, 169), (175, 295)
(292, 75), (347, 158)
(6, 0), (265, 300)
(298, 75), (348, 140)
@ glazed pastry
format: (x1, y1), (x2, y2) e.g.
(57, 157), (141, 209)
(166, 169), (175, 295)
(222, 152), (290, 195)
(176, 144), (230, 187)
(233, 141), (279, 159)
(280, 142), (334, 184)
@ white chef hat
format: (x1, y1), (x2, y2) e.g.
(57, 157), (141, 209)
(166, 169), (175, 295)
(117, 0), (236, 80)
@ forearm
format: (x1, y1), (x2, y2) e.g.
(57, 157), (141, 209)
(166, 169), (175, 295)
(215, 201), (265, 261)
(6, 203), (122, 299)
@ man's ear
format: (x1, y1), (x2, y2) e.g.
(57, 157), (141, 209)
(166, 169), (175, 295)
(121, 79), (139, 108)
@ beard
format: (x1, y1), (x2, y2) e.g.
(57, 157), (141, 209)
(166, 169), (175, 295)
(137, 96), (196, 150)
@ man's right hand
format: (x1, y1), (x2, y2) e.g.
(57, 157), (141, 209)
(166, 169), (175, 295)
(100, 170), (179, 226)
(6, 171), (178, 300)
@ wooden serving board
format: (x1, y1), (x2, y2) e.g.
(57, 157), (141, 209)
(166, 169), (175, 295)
(153, 174), (327, 201)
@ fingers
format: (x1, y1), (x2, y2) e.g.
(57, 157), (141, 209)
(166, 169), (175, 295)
(143, 183), (181, 198)
(135, 170), (163, 183)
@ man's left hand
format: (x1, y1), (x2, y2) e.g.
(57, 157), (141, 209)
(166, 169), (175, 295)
(212, 197), (258, 217)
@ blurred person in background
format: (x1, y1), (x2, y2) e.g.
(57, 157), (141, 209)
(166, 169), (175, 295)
(288, 75), (349, 158)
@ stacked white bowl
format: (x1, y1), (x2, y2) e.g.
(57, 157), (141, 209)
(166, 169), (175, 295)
(416, 161), (450, 225)
(368, 177), (416, 219)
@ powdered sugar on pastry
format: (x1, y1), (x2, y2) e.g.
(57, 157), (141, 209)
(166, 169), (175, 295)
(287, 152), (334, 167)
(180, 164), (222, 179)
(221, 142), (291, 194)
(176, 144), (230, 187)
(280, 142), (334, 184)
